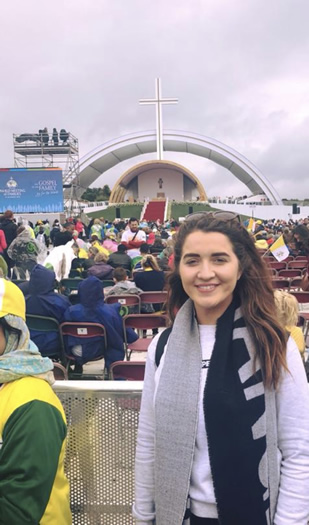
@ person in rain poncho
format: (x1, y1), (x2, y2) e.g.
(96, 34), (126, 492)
(0, 279), (71, 524)
(8, 226), (46, 279)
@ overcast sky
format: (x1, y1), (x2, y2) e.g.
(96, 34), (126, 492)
(1, 0), (309, 199)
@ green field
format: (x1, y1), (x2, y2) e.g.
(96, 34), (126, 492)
(86, 201), (254, 222)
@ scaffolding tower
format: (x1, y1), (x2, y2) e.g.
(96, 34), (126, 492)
(13, 129), (80, 214)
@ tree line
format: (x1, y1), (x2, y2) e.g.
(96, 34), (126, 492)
(81, 185), (111, 202)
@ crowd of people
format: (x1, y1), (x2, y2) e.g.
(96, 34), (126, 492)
(1, 211), (309, 280)
(1, 209), (309, 523)
(0, 211), (308, 370)
(0, 212), (174, 375)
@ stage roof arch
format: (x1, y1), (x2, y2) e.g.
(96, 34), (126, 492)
(73, 130), (282, 205)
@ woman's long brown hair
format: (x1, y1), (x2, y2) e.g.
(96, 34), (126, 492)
(167, 217), (288, 389)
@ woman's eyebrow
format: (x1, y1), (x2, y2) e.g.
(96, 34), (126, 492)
(182, 251), (231, 259)
(182, 252), (200, 258)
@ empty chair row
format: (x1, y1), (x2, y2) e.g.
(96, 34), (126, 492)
(263, 255), (307, 262)
(272, 277), (304, 292)
(268, 269), (303, 278)
(109, 360), (145, 380)
(123, 314), (169, 360)
(105, 290), (167, 314)
(268, 260), (308, 271)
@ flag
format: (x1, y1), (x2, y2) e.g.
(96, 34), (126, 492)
(269, 235), (289, 262)
(247, 218), (256, 232)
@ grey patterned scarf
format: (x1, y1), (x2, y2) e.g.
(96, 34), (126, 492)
(155, 298), (278, 525)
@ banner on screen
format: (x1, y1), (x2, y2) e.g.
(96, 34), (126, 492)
(0, 168), (64, 213)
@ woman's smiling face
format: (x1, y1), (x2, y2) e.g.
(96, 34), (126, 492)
(179, 230), (242, 325)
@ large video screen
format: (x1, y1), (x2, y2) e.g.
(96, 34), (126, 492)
(0, 168), (63, 213)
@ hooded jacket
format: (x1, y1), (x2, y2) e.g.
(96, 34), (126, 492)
(25, 265), (70, 356)
(7, 230), (43, 266)
(63, 276), (138, 367)
(0, 377), (71, 524)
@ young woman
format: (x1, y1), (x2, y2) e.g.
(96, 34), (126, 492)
(133, 212), (309, 525)
(0, 279), (71, 523)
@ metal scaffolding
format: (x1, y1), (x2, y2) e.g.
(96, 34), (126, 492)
(13, 129), (81, 215)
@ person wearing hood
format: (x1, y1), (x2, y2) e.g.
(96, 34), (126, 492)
(8, 226), (46, 279)
(0, 279), (71, 524)
(24, 265), (70, 357)
(63, 276), (138, 370)
(20, 219), (35, 239)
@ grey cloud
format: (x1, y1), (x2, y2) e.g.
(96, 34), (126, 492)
(1, 0), (309, 201)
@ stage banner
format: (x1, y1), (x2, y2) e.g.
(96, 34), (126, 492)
(0, 168), (64, 213)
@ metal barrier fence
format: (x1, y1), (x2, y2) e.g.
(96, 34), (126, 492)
(54, 381), (143, 525)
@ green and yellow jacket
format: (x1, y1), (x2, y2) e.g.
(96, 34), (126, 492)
(0, 376), (71, 524)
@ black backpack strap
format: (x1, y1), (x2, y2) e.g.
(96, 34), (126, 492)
(155, 326), (172, 367)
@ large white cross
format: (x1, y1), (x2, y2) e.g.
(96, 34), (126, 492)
(139, 78), (178, 160)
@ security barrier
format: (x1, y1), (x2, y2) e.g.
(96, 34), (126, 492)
(54, 381), (143, 525)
